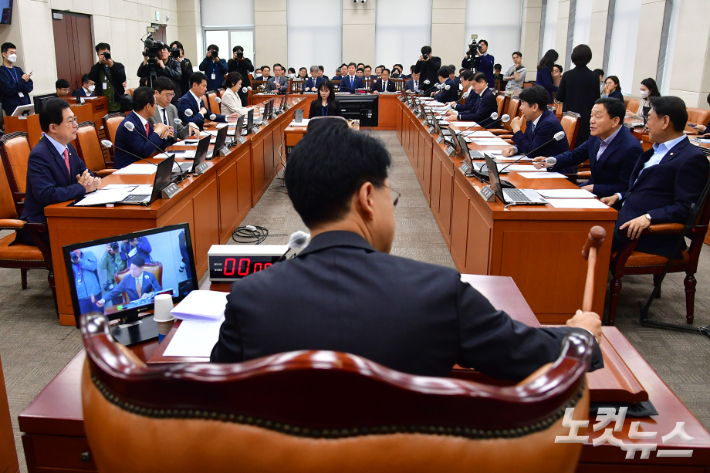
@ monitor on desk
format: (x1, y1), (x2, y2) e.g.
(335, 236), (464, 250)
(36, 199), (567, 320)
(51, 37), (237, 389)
(247, 109), (254, 134)
(63, 223), (198, 345)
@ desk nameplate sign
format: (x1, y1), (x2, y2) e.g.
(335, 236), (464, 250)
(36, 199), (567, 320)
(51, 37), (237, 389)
(460, 162), (471, 174)
(428, 126), (435, 134)
(480, 185), (495, 202)
(217, 146), (230, 158)
(436, 136), (444, 144)
(446, 146), (455, 156)
(194, 162), (209, 175)
(237, 137), (246, 144)
(161, 183), (180, 199)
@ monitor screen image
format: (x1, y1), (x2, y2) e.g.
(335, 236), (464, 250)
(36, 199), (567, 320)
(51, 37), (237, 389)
(63, 223), (197, 321)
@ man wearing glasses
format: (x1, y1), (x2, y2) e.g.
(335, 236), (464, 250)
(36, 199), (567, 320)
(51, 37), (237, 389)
(211, 119), (604, 381)
(149, 77), (198, 144)
(14, 98), (100, 247)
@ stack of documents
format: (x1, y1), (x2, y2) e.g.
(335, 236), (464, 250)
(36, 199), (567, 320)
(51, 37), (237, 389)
(505, 165), (544, 172)
(537, 189), (596, 199)
(289, 119), (310, 127)
(112, 164), (156, 175)
(74, 185), (153, 206)
(472, 138), (510, 146)
(518, 171), (567, 179)
(170, 290), (228, 321)
(452, 121), (479, 128)
(546, 199), (609, 209)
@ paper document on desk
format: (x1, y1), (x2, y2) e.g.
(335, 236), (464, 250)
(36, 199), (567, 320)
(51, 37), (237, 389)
(518, 172), (567, 179)
(695, 138), (710, 144)
(538, 189), (597, 199)
(546, 199), (609, 209)
(452, 122), (479, 127)
(171, 290), (228, 321)
(113, 164), (156, 175)
(202, 130), (219, 136)
(505, 165), (544, 172)
(162, 316), (224, 358)
(129, 185), (153, 195)
(74, 188), (131, 206)
(472, 138), (510, 146)
(153, 153), (171, 160)
(289, 119), (310, 127)
(172, 150), (197, 159)
(494, 154), (531, 161)
(215, 123), (228, 129)
(172, 140), (198, 146)
(461, 130), (495, 138)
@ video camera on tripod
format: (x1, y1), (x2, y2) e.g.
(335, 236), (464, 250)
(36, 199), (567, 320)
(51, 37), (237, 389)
(467, 34), (480, 57)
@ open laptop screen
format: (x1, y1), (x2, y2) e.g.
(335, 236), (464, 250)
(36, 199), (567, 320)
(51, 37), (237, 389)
(484, 155), (507, 203)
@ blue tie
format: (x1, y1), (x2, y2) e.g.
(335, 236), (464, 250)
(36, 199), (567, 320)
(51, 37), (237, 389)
(351, 76), (354, 88)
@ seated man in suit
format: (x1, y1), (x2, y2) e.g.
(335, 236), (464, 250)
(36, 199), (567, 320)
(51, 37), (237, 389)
(14, 98), (100, 246)
(404, 71), (421, 93)
(55, 79), (71, 98)
(318, 65), (329, 81)
(73, 74), (95, 98)
(448, 70), (477, 113)
(446, 72), (497, 128)
(304, 65), (323, 92)
(114, 86), (172, 169)
(96, 255), (162, 308)
(532, 97), (643, 197)
(372, 68), (396, 94)
(600, 96), (709, 258)
(333, 64), (347, 81)
(149, 77), (199, 145)
(267, 63), (288, 94)
(211, 120), (604, 379)
(501, 85), (570, 166)
(177, 72), (236, 130)
(339, 62), (364, 93)
(432, 67), (458, 103)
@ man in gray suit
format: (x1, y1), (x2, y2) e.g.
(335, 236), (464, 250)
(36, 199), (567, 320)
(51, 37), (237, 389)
(149, 77), (198, 144)
(267, 63), (288, 94)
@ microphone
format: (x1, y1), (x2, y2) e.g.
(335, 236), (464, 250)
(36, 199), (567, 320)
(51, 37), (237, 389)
(421, 82), (440, 96)
(100, 140), (157, 167)
(499, 131), (566, 173)
(479, 113), (511, 129)
(124, 121), (166, 157)
(276, 231), (311, 262)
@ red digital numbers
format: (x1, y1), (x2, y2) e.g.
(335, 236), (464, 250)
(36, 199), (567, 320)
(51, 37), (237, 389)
(222, 258), (274, 277)
(223, 258), (237, 276)
(237, 258), (250, 276)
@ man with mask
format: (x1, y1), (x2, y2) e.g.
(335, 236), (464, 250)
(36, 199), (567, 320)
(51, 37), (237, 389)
(88, 42), (126, 113)
(199, 44), (228, 91)
(0, 42), (33, 116)
(170, 41), (193, 100)
(73, 74), (95, 98)
(228, 45), (254, 106)
(137, 43), (182, 103)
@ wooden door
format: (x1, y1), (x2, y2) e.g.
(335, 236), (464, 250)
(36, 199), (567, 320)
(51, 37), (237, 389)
(52, 11), (94, 91)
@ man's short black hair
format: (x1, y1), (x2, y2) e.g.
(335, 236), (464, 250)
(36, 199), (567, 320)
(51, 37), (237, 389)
(447, 64), (456, 74)
(207, 44), (218, 52)
(190, 71), (207, 87)
(39, 98), (71, 133)
(233, 45), (243, 52)
(519, 86), (548, 111)
(273, 63), (283, 70)
(494, 63), (502, 70)
(55, 79), (70, 89)
(170, 40), (184, 51)
(95, 42), (110, 53)
(1, 42), (15, 54)
(285, 122), (391, 228)
(512, 51), (522, 57)
(650, 96), (688, 132)
(152, 76), (174, 93)
(81, 74), (91, 85)
(593, 68), (604, 77)
(356, 68), (364, 73)
(348, 62), (357, 68)
(479, 39), (488, 47)
(318, 65), (324, 71)
(421, 46), (432, 55)
(437, 67), (450, 79)
(394, 63), (403, 69)
(357, 62), (365, 67)
(461, 70), (475, 81)
(553, 64), (564, 73)
(382, 68), (390, 74)
(571, 44), (592, 67)
(132, 86), (155, 111)
(595, 97), (626, 122)
(473, 72), (487, 83)
(131, 256), (145, 268)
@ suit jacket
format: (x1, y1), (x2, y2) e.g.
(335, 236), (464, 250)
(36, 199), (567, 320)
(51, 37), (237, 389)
(536, 67), (557, 103)
(433, 78), (458, 103)
(177, 91), (226, 130)
(550, 125), (642, 197)
(114, 112), (170, 169)
(606, 90), (623, 101)
(304, 76), (324, 91)
(459, 88), (497, 128)
(473, 54), (495, 87)
(211, 231), (603, 378)
(219, 87), (249, 115)
(404, 78), (421, 93)
(414, 57), (442, 90)
(73, 87), (95, 98)
(149, 104), (190, 143)
(373, 78), (396, 93)
(556, 65), (599, 145)
(227, 57), (254, 88)
(267, 76), (288, 94)
(177, 57), (194, 99)
(21, 136), (89, 223)
(454, 88), (478, 112)
(0, 65), (33, 116)
(616, 137), (709, 258)
(512, 109), (571, 164)
(88, 61), (126, 103)
(104, 271), (162, 303)
(339, 75), (364, 93)
(308, 99), (342, 118)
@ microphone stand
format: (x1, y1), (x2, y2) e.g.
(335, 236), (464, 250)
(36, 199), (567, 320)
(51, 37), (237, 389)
(498, 135), (563, 173)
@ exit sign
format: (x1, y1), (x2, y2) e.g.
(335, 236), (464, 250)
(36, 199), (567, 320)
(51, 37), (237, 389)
(155, 11), (160, 21)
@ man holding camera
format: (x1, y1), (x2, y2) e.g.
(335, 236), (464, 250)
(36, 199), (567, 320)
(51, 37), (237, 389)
(88, 43), (126, 113)
(228, 45), (254, 106)
(414, 46), (442, 91)
(462, 39), (495, 89)
(170, 41), (193, 100)
(137, 43), (182, 103)
(199, 44), (228, 91)
(71, 249), (102, 315)
(99, 242), (127, 307)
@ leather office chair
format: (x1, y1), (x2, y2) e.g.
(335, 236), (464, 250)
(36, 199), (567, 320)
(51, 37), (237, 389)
(75, 121), (115, 177)
(560, 112), (580, 150)
(0, 132), (31, 217)
(495, 94), (506, 119)
(102, 112), (125, 161)
(625, 98), (640, 114)
(114, 262), (163, 303)
(127, 88), (135, 97)
(81, 312), (593, 473)
(218, 88), (225, 98)
(488, 97), (519, 136)
(207, 92), (220, 114)
(686, 107), (710, 133)
(608, 167), (710, 325)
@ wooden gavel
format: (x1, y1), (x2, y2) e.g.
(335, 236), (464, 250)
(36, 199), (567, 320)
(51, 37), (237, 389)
(581, 226), (607, 312)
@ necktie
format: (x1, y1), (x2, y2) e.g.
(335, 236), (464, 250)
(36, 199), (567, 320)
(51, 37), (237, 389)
(351, 76), (354, 88)
(383, 81), (387, 91)
(136, 277), (142, 297)
(162, 108), (168, 125)
(63, 148), (70, 174)
(145, 122), (150, 136)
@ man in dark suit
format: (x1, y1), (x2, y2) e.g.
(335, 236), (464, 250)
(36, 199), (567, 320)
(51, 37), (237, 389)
(555, 44), (600, 145)
(149, 77), (198, 144)
(73, 74), (95, 98)
(502, 86), (571, 172)
(601, 97), (709, 258)
(14, 99), (99, 246)
(339, 63), (364, 93)
(211, 120), (603, 379)
(267, 63), (288, 94)
(449, 70), (477, 113)
(533, 97), (643, 197)
(303, 65), (323, 92)
(227, 45), (253, 105)
(372, 68), (397, 94)
(177, 72), (234, 130)
(404, 71), (421, 93)
(113, 87), (172, 169)
(462, 40), (495, 87)
(446, 73), (497, 128)
(88, 42), (126, 113)
(97, 255), (162, 308)
(432, 68), (458, 103)
(414, 46), (441, 92)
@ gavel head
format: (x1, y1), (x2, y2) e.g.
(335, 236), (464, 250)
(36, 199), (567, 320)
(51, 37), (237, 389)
(582, 226), (607, 259)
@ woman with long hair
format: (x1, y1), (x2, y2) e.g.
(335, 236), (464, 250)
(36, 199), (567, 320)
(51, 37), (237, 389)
(603, 75), (623, 101)
(536, 49), (559, 103)
(308, 80), (342, 117)
(627, 78), (660, 120)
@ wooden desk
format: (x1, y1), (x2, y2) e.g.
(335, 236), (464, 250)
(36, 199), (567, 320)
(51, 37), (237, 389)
(398, 101), (617, 323)
(0, 351), (19, 473)
(18, 275), (710, 471)
(45, 98), (306, 326)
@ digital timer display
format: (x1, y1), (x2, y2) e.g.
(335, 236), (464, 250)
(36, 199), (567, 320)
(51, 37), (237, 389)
(209, 255), (281, 281)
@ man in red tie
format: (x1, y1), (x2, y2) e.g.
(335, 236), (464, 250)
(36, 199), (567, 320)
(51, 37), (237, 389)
(15, 98), (100, 246)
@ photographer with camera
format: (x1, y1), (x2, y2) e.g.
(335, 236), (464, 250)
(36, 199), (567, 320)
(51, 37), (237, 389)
(169, 41), (193, 100)
(228, 45), (254, 106)
(99, 242), (127, 307)
(71, 249), (102, 315)
(137, 40), (182, 104)
(88, 43), (126, 112)
(414, 46), (441, 91)
(462, 39), (495, 89)
(199, 44), (228, 91)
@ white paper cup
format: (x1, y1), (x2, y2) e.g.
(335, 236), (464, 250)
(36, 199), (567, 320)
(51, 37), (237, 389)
(153, 293), (175, 322)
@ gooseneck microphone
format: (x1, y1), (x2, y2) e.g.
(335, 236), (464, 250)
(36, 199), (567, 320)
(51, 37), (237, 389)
(100, 140), (157, 167)
(499, 131), (566, 173)
(276, 231), (311, 262)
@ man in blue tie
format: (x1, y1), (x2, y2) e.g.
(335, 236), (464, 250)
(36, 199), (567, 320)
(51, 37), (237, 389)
(97, 255), (163, 308)
(177, 72), (237, 130)
(304, 65), (323, 92)
(339, 62), (363, 93)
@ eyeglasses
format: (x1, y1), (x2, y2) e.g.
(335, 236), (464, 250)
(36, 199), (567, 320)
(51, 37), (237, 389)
(162, 92), (175, 99)
(389, 186), (401, 207)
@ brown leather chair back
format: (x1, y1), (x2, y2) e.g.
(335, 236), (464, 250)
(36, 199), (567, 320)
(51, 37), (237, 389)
(81, 312), (593, 473)
(0, 352), (18, 473)
(561, 112), (581, 149)
(626, 98), (640, 113)
(102, 113), (125, 159)
(687, 107), (710, 132)
(0, 152), (17, 220)
(504, 98), (520, 131)
(218, 88), (225, 98)
(0, 132), (31, 216)
(496, 94), (506, 119)
(75, 121), (107, 172)
(207, 92), (220, 114)
(127, 88), (136, 96)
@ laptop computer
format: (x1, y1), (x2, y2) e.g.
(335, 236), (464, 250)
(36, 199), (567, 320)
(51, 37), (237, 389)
(267, 99), (275, 119)
(485, 155), (546, 205)
(175, 136), (210, 174)
(206, 125), (228, 158)
(121, 156), (175, 205)
(235, 115), (245, 136)
(246, 109), (254, 134)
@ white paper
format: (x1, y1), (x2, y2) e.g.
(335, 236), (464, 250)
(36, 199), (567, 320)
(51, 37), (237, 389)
(112, 164), (157, 175)
(162, 317), (224, 358)
(506, 165), (545, 172)
(494, 154), (532, 161)
(129, 185), (153, 195)
(74, 188), (130, 206)
(289, 119), (310, 127)
(518, 172), (568, 179)
(203, 130), (219, 136)
(452, 122), (479, 127)
(695, 139), (710, 144)
(153, 153), (170, 160)
(172, 140), (199, 146)
(171, 290), (228, 320)
(101, 184), (137, 190)
(472, 138), (510, 146)
(172, 150), (197, 159)
(538, 189), (597, 199)
(461, 130), (495, 138)
(215, 123), (228, 129)
(546, 199), (610, 209)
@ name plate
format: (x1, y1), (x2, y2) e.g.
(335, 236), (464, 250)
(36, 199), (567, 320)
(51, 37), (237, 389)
(460, 162), (471, 174)
(217, 146), (230, 158)
(428, 126), (435, 134)
(480, 185), (495, 202)
(237, 136), (247, 144)
(445, 146), (455, 156)
(436, 136), (444, 144)
(161, 183), (180, 199)
(262, 120), (269, 127)
(195, 162), (209, 174)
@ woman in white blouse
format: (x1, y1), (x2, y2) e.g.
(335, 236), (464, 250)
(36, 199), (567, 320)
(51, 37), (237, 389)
(221, 72), (251, 116)
(626, 78), (660, 121)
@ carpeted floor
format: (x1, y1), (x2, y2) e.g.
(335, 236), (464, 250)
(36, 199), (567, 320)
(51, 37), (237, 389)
(1, 131), (709, 471)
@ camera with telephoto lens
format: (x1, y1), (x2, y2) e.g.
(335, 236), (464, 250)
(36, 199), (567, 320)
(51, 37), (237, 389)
(71, 253), (80, 263)
(110, 242), (119, 253)
(422, 53), (429, 61)
(468, 39), (480, 56)
(170, 47), (180, 59)
(142, 34), (164, 65)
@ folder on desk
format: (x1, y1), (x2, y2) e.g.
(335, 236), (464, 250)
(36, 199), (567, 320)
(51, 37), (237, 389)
(170, 290), (228, 321)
